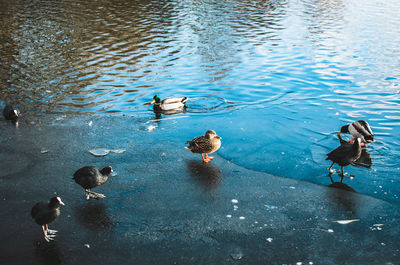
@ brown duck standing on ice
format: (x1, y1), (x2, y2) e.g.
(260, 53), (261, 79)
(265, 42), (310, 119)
(185, 130), (222, 163)
(326, 138), (362, 182)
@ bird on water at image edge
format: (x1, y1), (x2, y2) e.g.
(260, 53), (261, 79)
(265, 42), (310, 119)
(73, 166), (113, 200)
(3, 105), (19, 122)
(31, 197), (65, 242)
(150, 95), (188, 112)
(185, 130), (222, 163)
(326, 137), (362, 182)
(338, 120), (374, 146)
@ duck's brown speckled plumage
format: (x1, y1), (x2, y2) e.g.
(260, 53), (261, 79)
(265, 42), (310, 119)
(185, 130), (221, 162)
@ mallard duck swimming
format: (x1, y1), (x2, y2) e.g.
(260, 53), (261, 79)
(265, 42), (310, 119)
(150, 95), (188, 112)
(185, 130), (222, 163)
(326, 138), (362, 182)
(339, 120), (374, 146)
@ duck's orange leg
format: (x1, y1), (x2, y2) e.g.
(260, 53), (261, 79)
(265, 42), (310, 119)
(201, 153), (210, 163)
(205, 154), (214, 160)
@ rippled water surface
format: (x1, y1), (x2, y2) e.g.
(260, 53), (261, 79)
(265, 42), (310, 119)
(1, 0), (400, 202)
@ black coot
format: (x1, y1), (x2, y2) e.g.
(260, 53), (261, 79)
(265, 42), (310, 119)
(3, 105), (19, 121)
(326, 138), (362, 182)
(31, 197), (65, 242)
(73, 166), (113, 200)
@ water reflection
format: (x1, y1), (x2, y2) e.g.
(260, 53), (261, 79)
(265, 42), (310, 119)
(327, 170), (358, 216)
(187, 160), (221, 189)
(326, 182), (359, 217)
(328, 181), (356, 193)
(0, 0), (291, 113)
(301, 0), (345, 42)
(34, 241), (62, 265)
(232, 0), (288, 42)
(75, 202), (114, 231)
(353, 148), (372, 168)
(1, 117), (19, 128)
(153, 109), (186, 120)
(0, 0), (168, 113)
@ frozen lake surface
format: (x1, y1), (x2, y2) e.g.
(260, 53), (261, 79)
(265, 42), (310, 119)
(1, 0), (400, 263)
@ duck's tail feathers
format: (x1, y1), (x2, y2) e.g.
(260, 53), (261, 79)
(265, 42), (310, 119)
(181, 97), (188, 104)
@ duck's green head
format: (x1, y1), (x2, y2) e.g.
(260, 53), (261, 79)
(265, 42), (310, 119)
(150, 95), (161, 104)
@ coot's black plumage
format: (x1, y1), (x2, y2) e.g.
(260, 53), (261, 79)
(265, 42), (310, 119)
(73, 166), (113, 200)
(3, 105), (19, 121)
(338, 133), (372, 168)
(326, 137), (362, 182)
(31, 197), (65, 242)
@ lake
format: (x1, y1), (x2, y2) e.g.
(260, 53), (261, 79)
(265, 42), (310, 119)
(1, 0), (399, 203)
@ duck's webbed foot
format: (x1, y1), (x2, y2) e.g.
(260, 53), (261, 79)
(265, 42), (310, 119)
(44, 232), (57, 242)
(339, 172), (355, 182)
(85, 190), (106, 200)
(328, 168), (340, 174)
(89, 192), (106, 199)
(46, 229), (58, 235)
(342, 173), (355, 179)
(201, 154), (211, 163)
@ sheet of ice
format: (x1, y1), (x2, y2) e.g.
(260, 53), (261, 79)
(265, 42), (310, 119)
(89, 148), (126, 156)
(89, 148), (110, 156)
(333, 219), (360, 224)
(146, 125), (157, 132)
(110, 149), (126, 154)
